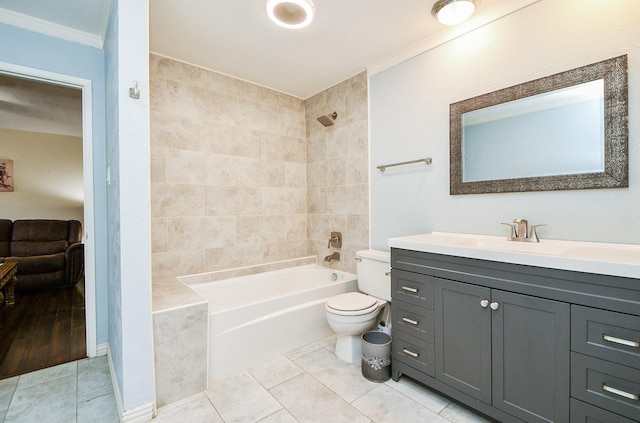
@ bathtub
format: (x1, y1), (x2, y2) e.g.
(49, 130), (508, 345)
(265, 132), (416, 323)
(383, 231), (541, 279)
(187, 264), (357, 381)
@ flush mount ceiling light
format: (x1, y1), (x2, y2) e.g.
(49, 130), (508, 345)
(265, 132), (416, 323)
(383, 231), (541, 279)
(432, 0), (476, 25)
(267, 0), (315, 29)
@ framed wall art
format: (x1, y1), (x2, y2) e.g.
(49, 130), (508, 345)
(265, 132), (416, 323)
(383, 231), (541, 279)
(0, 159), (14, 192)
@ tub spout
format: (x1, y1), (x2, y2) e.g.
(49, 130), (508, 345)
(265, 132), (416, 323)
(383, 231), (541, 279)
(324, 252), (340, 262)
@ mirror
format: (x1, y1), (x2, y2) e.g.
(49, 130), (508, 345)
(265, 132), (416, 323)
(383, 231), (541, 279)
(450, 55), (628, 195)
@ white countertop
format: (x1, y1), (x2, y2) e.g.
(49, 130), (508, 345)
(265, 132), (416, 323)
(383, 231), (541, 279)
(389, 232), (640, 279)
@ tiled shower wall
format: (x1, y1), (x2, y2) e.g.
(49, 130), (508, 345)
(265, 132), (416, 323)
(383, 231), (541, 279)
(305, 74), (369, 273)
(150, 54), (368, 276)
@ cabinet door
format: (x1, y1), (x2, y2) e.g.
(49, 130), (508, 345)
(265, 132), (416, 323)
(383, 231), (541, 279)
(492, 290), (570, 423)
(435, 279), (492, 404)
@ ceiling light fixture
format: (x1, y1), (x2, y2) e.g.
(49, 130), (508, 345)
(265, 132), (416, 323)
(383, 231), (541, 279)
(432, 0), (476, 25)
(266, 0), (315, 29)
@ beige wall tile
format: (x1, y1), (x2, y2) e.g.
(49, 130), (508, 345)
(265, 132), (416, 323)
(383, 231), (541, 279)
(346, 89), (368, 125)
(262, 188), (306, 214)
(205, 244), (264, 269)
(286, 214), (307, 241)
(236, 158), (285, 188)
(307, 133), (327, 163)
(150, 146), (166, 182)
(165, 149), (207, 185)
(261, 133), (306, 163)
(285, 163), (306, 188)
(204, 154), (238, 186)
(308, 214), (347, 241)
(153, 302), (208, 408)
(204, 186), (262, 216)
(347, 215), (369, 246)
(205, 125), (262, 158)
(305, 71), (369, 273)
(263, 240), (308, 262)
(167, 217), (236, 251)
(307, 188), (327, 214)
(327, 185), (368, 215)
(150, 55), (367, 276)
(150, 54), (204, 86)
(345, 152), (369, 185)
(151, 217), (168, 253)
(152, 249), (205, 277)
(151, 183), (205, 217)
(236, 215), (287, 245)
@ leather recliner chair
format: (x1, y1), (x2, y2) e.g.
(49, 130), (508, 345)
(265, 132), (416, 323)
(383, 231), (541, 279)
(0, 219), (84, 292)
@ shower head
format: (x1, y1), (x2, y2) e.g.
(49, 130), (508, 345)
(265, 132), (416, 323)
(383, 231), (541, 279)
(317, 112), (338, 127)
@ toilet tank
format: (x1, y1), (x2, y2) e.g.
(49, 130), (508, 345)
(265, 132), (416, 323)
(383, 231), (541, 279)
(356, 249), (391, 301)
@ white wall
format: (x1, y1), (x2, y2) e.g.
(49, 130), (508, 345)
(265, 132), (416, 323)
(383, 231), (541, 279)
(0, 129), (83, 222)
(105, 0), (155, 416)
(369, 0), (640, 250)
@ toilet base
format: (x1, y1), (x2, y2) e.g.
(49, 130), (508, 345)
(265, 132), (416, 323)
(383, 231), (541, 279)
(334, 334), (362, 363)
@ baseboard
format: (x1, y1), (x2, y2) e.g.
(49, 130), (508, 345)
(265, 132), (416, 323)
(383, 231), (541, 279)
(107, 344), (156, 423)
(121, 402), (156, 423)
(96, 342), (108, 357)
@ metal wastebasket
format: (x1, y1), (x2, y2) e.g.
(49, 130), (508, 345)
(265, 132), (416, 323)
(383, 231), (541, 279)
(361, 330), (392, 382)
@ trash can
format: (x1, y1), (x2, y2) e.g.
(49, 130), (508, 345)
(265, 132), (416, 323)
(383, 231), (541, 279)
(361, 330), (392, 382)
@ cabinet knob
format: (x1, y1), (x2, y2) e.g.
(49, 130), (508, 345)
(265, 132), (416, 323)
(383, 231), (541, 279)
(480, 299), (489, 308)
(490, 302), (499, 310)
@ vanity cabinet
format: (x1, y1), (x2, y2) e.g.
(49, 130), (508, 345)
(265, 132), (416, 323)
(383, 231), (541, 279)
(435, 280), (569, 422)
(390, 248), (640, 423)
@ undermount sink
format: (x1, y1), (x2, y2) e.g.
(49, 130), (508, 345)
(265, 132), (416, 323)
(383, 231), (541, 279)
(388, 232), (640, 279)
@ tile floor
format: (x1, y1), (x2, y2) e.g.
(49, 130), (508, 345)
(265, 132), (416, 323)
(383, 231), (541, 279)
(155, 335), (491, 423)
(0, 335), (491, 423)
(0, 355), (118, 423)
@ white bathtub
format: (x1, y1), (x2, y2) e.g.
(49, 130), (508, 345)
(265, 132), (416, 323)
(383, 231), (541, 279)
(187, 264), (357, 381)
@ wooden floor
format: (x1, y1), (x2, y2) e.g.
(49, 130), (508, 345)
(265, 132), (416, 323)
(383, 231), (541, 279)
(0, 279), (86, 379)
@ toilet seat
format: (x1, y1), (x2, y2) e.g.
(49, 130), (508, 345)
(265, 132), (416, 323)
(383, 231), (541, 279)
(326, 292), (380, 316)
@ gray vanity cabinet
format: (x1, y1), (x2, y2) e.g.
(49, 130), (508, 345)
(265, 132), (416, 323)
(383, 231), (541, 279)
(390, 248), (640, 423)
(434, 279), (570, 423)
(434, 280), (491, 403)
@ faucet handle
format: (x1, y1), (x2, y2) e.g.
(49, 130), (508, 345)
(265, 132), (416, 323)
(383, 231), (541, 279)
(327, 231), (342, 248)
(528, 224), (547, 242)
(501, 222), (516, 240)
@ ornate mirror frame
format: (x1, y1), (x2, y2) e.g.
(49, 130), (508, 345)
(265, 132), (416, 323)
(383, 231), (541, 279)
(450, 55), (628, 195)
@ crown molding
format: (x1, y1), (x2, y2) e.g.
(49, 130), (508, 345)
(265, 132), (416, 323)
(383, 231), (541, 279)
(0, 7), (103, 49)
(367, 0), (541, 77)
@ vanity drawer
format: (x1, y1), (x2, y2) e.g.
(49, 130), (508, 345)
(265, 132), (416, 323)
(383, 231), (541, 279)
(392, 330), (435, 377)
(571, 352), (640, 421)
(572, 305), (640, 369)
(391, 299), (434, 341)
(391, 269), (434, 309)
(570, 399), (637, 423)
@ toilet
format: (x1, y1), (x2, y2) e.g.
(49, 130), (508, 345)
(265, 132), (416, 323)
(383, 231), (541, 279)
(325, 249), (391, 363)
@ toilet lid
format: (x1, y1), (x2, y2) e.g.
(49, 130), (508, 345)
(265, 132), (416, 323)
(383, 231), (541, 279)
(326, 292), (378, 313)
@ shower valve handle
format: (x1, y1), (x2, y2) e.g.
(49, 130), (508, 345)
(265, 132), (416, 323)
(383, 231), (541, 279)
(327, 232), (342, 248)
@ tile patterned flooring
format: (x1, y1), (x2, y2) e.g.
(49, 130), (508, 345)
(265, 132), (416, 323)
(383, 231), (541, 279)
(0, 356), (118, 423)
(0, 335), (491, 423)
(155, 335), (491, 423)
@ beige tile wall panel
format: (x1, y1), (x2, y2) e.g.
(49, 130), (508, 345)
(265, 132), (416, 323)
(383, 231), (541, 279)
(150, 53), (368, 276)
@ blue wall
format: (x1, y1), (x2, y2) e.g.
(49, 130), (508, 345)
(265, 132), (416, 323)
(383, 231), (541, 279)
(0, 23), (109, 344)
(369, 0), (640, 250)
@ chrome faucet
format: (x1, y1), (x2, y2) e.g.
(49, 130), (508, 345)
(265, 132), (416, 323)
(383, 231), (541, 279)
(501, 218), (547, 243)
(324, 252), (340, 262)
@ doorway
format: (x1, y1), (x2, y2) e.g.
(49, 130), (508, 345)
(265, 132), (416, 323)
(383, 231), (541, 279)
(0, 64), (97, 377)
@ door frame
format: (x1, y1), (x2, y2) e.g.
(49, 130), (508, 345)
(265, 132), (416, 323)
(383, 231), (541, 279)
(0, 61), (97, 357)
